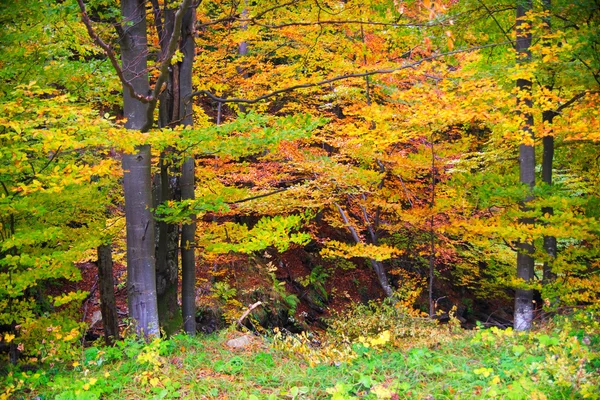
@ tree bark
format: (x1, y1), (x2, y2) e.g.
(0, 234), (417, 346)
(236, 2), (249, 114)
(514, 0), (535, 331)
(428, 134), (436, 317)
(542, 112), (557, 285)
(154, 3), (181, 335)
(179, 4), (197, 335)
(541, 0), (557, 285)
(153, 155), (181, 334)
(97, 244), (119, 345)
(121, 0), (159, 337)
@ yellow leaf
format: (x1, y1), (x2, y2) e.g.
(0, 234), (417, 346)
(150, 377), (160, 387)
(3, 333), (15, 343)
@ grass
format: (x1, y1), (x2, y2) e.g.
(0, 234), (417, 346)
(2, 310), (599, 399)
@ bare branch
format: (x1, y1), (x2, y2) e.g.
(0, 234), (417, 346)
(76, 0), (152, 103)
(190, 42), (512, 104)
(476, 0), (515, 49)
(556, 90), (599, 113)
(237, 301), (263, 327)
(150, 0), (164, 41)
(334, 202), (362, 243)
(197, 0), (304, 28)
(250, 18), (452, 29)
(227, 188), (288, 204)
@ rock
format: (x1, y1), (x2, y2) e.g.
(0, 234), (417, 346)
(226, 335), (252, 349)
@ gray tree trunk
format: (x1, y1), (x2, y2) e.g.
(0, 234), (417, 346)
(121, 0), (159, 337)
(97, 244), (119, 345)
(514, 0), (535, 331)
(155, 3), (181, 335)
(179, 4), (197, 335)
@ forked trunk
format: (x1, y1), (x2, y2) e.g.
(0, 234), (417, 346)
(121, 0), (159, 337)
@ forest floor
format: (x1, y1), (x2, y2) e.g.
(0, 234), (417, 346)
(3, 309), (599, 399)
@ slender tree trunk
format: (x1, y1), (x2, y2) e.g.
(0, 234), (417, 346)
(542, 112), (557, 284)
(155, 4), (181, 335)
(429, 135), (436, 318)
(121, 0), (159, 337)
(97, 244), (119, 345)
(541, 0), (557, 285)
(153, 155), (181, 334)
(179, 5), (197, 335)
(514, 0), (535, 331)
(236, 2), (248, 114)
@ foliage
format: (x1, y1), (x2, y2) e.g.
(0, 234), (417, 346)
(0, 0), (126, 363)
(2, 309), (597, 399)
(201, 213), (312, 255)
(2, 0), (600, 384)
(326, 298), (439, 349)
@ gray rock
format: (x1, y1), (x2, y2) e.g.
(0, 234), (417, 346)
(226, 335), (252, 349)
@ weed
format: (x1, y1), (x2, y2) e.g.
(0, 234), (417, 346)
(1, 309), (598, 399)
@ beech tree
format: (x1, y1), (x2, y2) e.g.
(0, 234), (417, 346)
(514, 0), (535, 331)
(3, 0), (597, 355)
(78, 0), (194, 336)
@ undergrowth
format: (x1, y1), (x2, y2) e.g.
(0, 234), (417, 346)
(1, 308), (598, 399)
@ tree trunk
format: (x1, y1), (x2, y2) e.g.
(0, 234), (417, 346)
(542, 112), (557, 284)
(236, 2), (248, 114)
(154, 4), (181, 335)
(541, 0), (557, 285)
(180, 4), (197, 335)
(121, 0), (159, 337)
(429, 135), (436, 317)
(335, 202), (394, 298)
(514, 0), (535, 331)
(97, 244), (119, 345)
(153, 156), (181, 334)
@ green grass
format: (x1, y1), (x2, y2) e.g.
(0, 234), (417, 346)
(2, 310), (599, 399)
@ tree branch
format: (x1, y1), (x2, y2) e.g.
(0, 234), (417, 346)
(76, 0), (152, 104)
(190, 42), (511, 104)
(334, 202), (362, 243)
(249, 18), (452, 29)
(555, 90), (598, 113)
(227, 188), (288, 204)
(476, 0), (515, 49)
(78, 0), (194, 127)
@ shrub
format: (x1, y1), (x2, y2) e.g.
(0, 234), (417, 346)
(326, 298), (439, 348)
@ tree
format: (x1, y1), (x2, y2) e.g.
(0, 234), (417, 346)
(0, 0), (120, 361)
(444, 0), (600, 323)
(78, 0), (194, 336)
(514, 0), (535, 331)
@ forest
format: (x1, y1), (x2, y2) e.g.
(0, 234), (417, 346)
(0, 0), (599, 398)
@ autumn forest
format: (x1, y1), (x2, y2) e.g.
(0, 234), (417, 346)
(1, 0), (599, 398)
